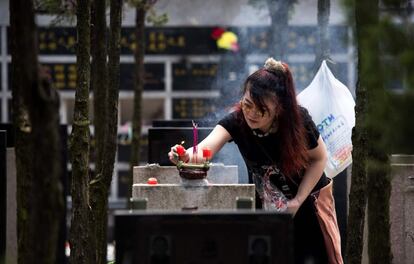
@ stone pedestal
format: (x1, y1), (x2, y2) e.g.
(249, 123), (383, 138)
(133, 163), (238, 184)
(132, 183), (255, 210)
(390, 155), (414, 264)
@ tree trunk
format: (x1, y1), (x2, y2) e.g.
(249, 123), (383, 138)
(345, 66), (368, 264)
(70, 0), (93, 263)
(29, 65), (64, 264)
(347, 0), (392, 263)
(10, 0), (35, 263)
(367, 159), (392, 263)
(364, 1), (392, 261)
(345, 1), (370, 263)
(91, 0), (108, 183)
(90, 0), (122, 262)
(89, 0), (108, 262)
(11, 1), (63, 263)
(266, 0), (291, 60)
(130, 2), (146, 197)
(314, 0), (330, 70)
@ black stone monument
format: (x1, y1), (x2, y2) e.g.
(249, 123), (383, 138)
(0, 131), (6, 263)
(0, 124), (68, 264)
(115, 210), (294, 264)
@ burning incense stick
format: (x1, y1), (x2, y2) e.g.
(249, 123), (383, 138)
(192, 120), (198, 163)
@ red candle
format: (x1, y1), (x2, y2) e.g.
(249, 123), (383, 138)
(202, 147), (212, 160)
(176, 145), (186, 156)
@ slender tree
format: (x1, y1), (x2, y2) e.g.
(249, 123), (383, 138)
(9, 0), (34, 262)
(345, 0), (373, 262)
(124, 0), (167, 198)
(314, 0), (331, 70)
(346, 0), (392, 263)
(265, 0), (294, 60)
(89, 0), (109, 262)
(29, 60), (63, 264)
(345, 47), (368, 264)
(249, 0), (297, 59)
(130, 0), (147, 197)
(69, 0), (93, 263)
(89, 0), (122, 262)
(91, 1), (108, 179)
(11, 0), (64, 263)
(91, 0), (108, 189)
(363, 0), (392, 261)
(128, 0), (167, 198)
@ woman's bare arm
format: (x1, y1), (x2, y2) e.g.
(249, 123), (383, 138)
(168, 125), (231, 164)
(287, 135), (328, 215)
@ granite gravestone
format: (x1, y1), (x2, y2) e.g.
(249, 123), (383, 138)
(115, 210), (293, 264)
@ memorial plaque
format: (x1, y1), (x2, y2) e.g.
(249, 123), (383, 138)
(7, 63), (76, 91)
(246, 25), (348, 54)
(43, 63), (77, 91)
(121, 27), (219, 55)
(7, 26), (348, 56)
(117, 170), (130, 198)
(117, 135), (148, 163)
(120, 63), (164, 91)
(172, 98), (216, 119)
(7, 63), (165, 91)
(173, 63), (218, 91)
(7, 27), (218, 55)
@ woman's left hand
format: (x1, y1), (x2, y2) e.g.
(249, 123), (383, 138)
(286, 197), (302, 217)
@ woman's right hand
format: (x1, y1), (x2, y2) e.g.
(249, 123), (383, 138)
(168, 144), (190, 165)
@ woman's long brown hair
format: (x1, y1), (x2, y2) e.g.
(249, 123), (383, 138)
(240, 62), (309, 177)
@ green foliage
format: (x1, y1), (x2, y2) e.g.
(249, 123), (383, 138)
(381, 0), (410, 10)
(341, 0), (414, 154)
(248, 0), (268, 9)
(248, 0), (299, 18)
(387, 91), (414, 153)
(34, 0), (76, 25)
(370, 15), (414, 155)
(377, 19), (414, 89)
(248, 0), (299, 8)
(146, 9), (168, 26)
(35, 0), (68, 12)
(127, 0), (147, 8)
(127, 0), (168, 26)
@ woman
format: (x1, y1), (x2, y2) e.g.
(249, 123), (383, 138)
(168, 58), (343, 264)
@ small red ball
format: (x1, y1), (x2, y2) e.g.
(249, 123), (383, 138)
(147, 177), (158, 185)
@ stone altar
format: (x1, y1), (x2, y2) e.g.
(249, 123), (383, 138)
(134, 163), (239, 184)
(132, 164), (255, 210)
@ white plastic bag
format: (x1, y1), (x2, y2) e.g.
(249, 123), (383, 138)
(297, 61), (355, 178)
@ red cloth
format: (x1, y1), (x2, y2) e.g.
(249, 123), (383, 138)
(313, 180), (344, 264)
